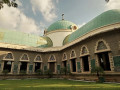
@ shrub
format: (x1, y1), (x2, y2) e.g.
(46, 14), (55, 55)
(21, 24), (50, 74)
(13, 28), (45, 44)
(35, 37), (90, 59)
(91, 66), (105, 83)
(20, 70), (26, 75)
(60, 67), (71, 75)
(36, 69), (43, 75)
(2, 69), (9, 75)
(44, 69), (53, 78)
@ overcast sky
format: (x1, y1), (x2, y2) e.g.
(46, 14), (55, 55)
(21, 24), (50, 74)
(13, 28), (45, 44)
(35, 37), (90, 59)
(0, 0), (120, 36)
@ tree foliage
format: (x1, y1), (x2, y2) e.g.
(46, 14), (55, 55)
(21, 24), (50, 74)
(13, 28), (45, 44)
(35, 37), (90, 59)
(91, 66), (104, 78)
(91, 66), (105, 82)
(0, 0), (17, 9)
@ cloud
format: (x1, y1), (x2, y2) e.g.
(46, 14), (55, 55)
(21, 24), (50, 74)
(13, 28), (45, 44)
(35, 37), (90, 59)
(105, 0), (120, 10)
(31, 0), (57, 22)
(0, 4), (43, 35)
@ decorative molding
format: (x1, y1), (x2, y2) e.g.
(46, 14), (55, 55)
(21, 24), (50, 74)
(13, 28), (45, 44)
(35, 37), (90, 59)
(62, 53), (67, 61)
(45, 29), (73, 35)
(48, 54), (56, 62)
(95, 39), (111, 53)
(3, 52), (14, 61)
(70, 49), (76, 59)
(0, 23), (119, 52)
(80, 45), (89, 57)
(34, 54), (42, 62)
(20, 53), (29, 62)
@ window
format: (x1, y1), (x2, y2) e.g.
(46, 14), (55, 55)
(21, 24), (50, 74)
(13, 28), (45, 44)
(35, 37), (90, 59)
(71, 50), (76, 58)
(97, 41), (107, 50)
(49, 55), (55, 61)
(81, 47), (88, 55)
(35, 55), (41, 61)
(21, 54), (29, 60)
(4, 53), (13, 60)
(63, 53), (67, 60)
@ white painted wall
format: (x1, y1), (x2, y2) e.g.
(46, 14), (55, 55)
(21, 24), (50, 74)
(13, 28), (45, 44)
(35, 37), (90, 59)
(46, 31), (73, 47)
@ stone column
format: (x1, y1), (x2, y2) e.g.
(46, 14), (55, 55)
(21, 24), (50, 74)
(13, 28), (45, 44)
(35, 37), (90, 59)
(18, 62), (21, 74)
(10, 61), (14, 74)
(109, 52), (114, 71)
(88, 56), (91, 73)
(55, 62), (56, 74)
(80, 57), (84, 73)
(33, 63), (35, 73)
(1, 61), (4, 73)
(27, 62), (29, 74)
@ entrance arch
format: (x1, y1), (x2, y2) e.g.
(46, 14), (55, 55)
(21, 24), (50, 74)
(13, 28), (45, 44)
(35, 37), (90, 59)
(70, 50), (77, 73)
(48, 55), (56, 73)
(62, 53), (67, 68)
(95, 40), (113, 71)
(34, 55), (42, 73)
(2, 52), (14, 73)
(80, 45), (90, 73)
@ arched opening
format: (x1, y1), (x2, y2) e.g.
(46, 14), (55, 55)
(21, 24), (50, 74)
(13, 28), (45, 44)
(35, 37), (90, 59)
(3, 53), (14, 73)
(20, 54), (29, 73)
(48, 55), (56, 72)
(80, 46), (90, 72)
(34, 55), (42, 72)
(70, 50), (76, 72)
(95, 40), (111, 71)
(62, 53), (67, 68)
(97, 52), (111, 71)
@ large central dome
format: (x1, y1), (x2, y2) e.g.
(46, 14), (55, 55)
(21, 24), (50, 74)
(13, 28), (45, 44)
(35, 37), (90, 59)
(47, 20), (77, 32)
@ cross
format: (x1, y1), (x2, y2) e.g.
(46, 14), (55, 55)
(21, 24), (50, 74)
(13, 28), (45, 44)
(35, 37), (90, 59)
(62, 14), (64, 20)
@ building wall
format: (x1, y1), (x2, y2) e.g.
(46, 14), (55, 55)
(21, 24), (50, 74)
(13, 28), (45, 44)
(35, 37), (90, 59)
(0, 29), (120, 81)
(46, 31), (72, 47)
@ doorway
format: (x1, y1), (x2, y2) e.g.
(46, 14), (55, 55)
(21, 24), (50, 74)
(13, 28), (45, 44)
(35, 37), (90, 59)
(71, 59), (76, 72)
(63, 61), (67, 68)
(35, 62), (41, 72)
(20, 62), (27, 72)
(82, 56), (89, 72)
(3, 61), (12, 73)
(97, 52), (111, 71)
(49, 62), (55, 72)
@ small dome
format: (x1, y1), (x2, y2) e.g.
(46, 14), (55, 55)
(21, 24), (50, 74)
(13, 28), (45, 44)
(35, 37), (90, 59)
(64, 9), (120, 45)
(47, 20), (77, 33)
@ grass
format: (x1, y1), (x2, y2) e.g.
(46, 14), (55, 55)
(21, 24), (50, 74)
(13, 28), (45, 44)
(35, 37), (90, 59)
(0, 78), (120, 90)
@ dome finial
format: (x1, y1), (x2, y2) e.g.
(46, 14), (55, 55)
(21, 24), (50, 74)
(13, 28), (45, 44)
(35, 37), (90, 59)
(62, 13), (64, 20)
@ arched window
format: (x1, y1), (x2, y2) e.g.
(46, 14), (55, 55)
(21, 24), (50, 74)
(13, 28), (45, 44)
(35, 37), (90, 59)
(20, 54), (29, 61)
(4, 53), (14, 60)
(81, 47), (88, 54)
(63, 53), (67, 60)
(97, 41), (107, 50)
(34, 55), (42, 61)
(49, 55), (56, 61)
(70, 50), (76, 58)
(80, 45), (89, 56)
(95, 40), (110, 53)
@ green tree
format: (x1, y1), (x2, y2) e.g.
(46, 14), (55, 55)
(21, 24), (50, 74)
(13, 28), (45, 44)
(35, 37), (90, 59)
(0, 0), (17, 9)
(91, 66), (104, 82)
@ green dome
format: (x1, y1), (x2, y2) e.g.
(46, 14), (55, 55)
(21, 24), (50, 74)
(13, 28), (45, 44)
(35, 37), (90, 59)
(0, 28), (53, 48)
(47, 20), (77, 32)
(63, 9), (120, 45)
